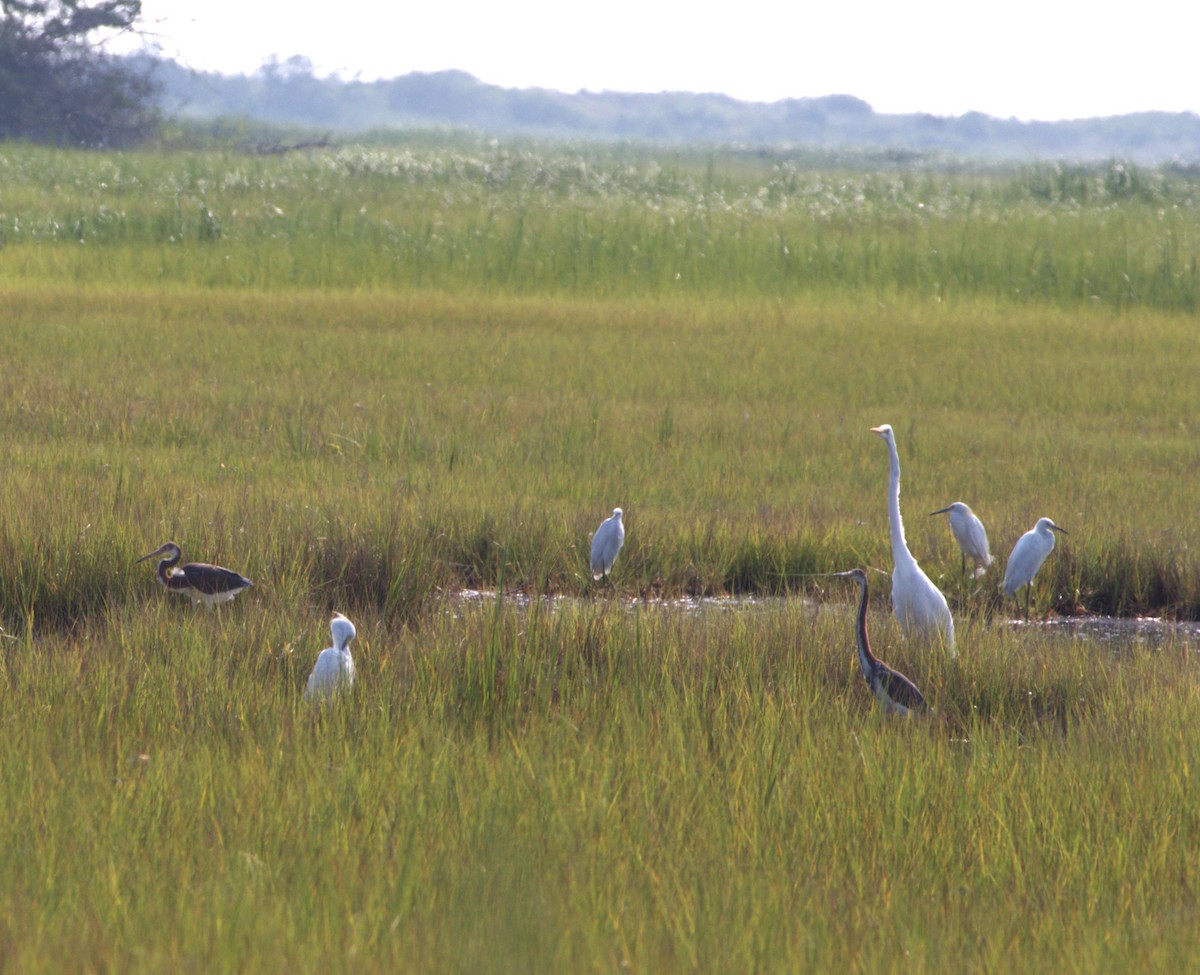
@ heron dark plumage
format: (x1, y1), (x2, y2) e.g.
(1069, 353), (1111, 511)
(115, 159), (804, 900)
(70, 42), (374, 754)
(137, 541), (253, 609)
(833, 568), (927, 716)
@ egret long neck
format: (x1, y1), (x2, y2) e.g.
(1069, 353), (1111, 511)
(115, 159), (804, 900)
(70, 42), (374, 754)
(884, 441), (915, 568)
(852, 579), (877, 678)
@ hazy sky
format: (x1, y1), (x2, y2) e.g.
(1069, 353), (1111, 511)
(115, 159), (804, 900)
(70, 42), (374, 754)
(124, 0), (1199, 121)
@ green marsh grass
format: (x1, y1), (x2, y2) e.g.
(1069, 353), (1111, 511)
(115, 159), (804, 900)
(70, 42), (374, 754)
(1, 283), (1197, 620)
(1, 142), (1199, 970)
(2, 597), (1198, 971)
(3, 144), (1199, 307)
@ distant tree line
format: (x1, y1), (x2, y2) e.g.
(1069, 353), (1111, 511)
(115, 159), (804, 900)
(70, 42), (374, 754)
(0, 0), (158, 146)
(154, 61), (1200, 165)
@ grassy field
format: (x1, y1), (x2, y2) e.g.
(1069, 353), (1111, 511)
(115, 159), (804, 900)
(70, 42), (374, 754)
(1, 140), (1199, 971)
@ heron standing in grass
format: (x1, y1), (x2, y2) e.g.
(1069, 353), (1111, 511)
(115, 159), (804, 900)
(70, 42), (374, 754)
(137, 541), (253, 609)
(833, 569), (927, 716)
(1003, 517), (1069, 618)
(590, 507), (625, 583)
(306, 613), (357, 702)
(930, 501), (993, 580)
(871, 424), (954, 650)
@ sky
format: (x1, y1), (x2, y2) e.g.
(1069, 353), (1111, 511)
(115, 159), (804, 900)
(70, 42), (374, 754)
(119, 0), (1200, 122)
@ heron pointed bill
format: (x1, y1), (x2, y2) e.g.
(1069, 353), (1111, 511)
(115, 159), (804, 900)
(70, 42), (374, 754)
(137, 542), (177, 563)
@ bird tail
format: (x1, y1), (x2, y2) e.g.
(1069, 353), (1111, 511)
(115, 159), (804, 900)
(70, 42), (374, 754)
(973, 565), (988, 578)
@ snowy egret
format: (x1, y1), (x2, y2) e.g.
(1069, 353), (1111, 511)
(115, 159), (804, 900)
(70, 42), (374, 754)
(137, 541), (253, 609)
(305, 613), (357, 701)
(930, 501), (993, 579)
(1002, 517), (1069, 618)
(833, 569), (927, 716)
(590, 507), (625, 582)
(870, 425), (954, 650)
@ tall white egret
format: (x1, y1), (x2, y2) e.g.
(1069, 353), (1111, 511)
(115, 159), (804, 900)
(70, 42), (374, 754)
(137, 541), (253, 609)
(306, 613), (357, 701)
(930, 502), (993, 579)
(833, 569), (927, 716)
(590, 507), (625, 582)
(1003, 517), (1069, 618)
(870, 424), (954, 650)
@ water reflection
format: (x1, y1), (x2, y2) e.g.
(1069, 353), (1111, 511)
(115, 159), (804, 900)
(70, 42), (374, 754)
(1005, 615), (1200, 649)
(452, 589), (1200, 648)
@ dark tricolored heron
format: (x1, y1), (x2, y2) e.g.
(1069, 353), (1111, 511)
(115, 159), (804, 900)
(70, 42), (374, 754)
(1002, 517), (1069, 619)
(833, 568), (927, 717)
(305, 613), (357, 702)
(137, 541), (253, 609)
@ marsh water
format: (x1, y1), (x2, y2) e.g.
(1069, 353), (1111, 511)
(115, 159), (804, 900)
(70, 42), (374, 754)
(454, 589), (1200, 651)
(1009, 614), (1200, 650)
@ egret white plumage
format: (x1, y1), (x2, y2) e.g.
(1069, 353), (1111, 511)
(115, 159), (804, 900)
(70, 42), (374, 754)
(870, 425), (954, 650)
(930, 501), (993, 579)
(1003, 517), (1069, 618)
(306, 613), (357, 701)
(833, 569), (927, 716)
(589, 507), (625, 582)
(137, 541), (253, 608)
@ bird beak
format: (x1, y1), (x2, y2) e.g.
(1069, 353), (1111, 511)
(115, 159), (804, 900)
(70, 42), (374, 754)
(930, 506), (952, 516)
(1051, 524), (1069, 535)
(137, 544), (169, 563)
(869, 425), (886, 435)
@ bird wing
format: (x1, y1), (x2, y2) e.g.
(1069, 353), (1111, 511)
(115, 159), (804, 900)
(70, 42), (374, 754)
(307, 648), (339, 696)
(1002, 531), (1041, 594)
(961, 515), (991, 562)
(590, 521), (613, 568)
(878, 665), (926, 712)
(181, 562), (252, 594)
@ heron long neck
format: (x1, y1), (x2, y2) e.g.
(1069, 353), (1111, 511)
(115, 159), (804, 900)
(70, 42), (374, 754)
(884, 441), (915, 568)
(852, 579), (878, 679)
(156, 553), (180, 586)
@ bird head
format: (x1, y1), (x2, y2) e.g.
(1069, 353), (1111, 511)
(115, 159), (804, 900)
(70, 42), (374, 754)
(137, 541), (180, 563)
(831, 568), (869, 587)
(869, 424), (894, 444)
(930, 502), (965, 517)
(1037, 518), (1068, 536)
(330, 613), (357, 650)
(612, 507), (623, 520)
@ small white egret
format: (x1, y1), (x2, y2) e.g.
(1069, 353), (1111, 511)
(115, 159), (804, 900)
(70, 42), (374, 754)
(137, 541), (253, 609)
(1003, 517), (1069, 618)
(306, 612), (357, 701)
(589, 507), (625, 582)
(930, 501), (993, 579)
(833, 569), (927, 716)
(870, 425), (955, 650)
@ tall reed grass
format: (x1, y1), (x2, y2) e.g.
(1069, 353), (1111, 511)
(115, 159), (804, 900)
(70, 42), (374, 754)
(2, 144), (1198, 309)
(1, 594), (1197, 971)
